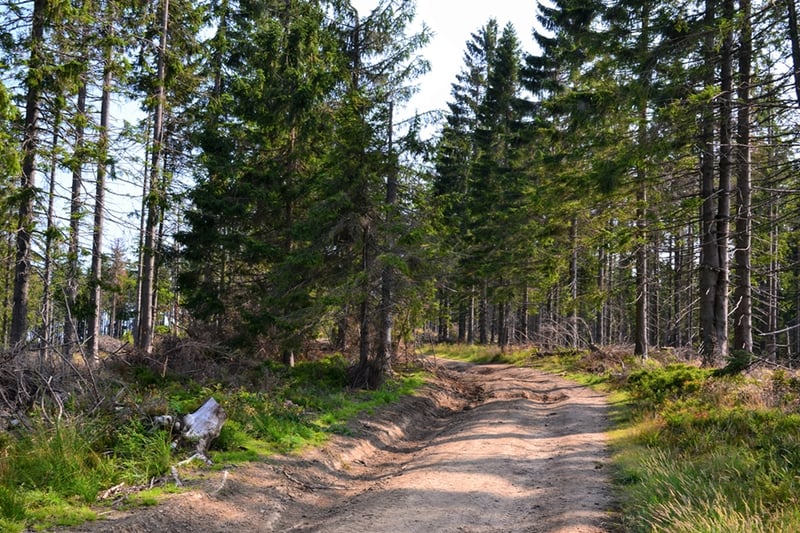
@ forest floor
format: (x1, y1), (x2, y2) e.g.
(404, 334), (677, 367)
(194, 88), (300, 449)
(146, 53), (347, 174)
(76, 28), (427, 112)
(64, 358), (619, 533)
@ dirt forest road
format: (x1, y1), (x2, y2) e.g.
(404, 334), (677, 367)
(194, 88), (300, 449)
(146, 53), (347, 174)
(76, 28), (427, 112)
(68, 359), (618, 533)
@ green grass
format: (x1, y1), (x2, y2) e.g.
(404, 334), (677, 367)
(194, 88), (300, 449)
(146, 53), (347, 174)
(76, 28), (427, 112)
(0, 353), (427, 531)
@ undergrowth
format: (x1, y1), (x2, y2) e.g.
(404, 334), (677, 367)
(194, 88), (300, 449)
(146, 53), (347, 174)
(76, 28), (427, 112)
(0, 353), (426, 532)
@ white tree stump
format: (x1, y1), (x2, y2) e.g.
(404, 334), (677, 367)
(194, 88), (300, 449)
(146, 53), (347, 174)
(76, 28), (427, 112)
(179, 397), (226, 462)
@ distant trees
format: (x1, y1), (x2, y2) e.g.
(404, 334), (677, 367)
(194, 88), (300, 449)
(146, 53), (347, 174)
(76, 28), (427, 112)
(431, 2), (800, 366)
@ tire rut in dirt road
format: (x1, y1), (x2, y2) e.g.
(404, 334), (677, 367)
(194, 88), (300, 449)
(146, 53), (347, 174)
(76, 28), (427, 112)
(280, 360), (618, 533)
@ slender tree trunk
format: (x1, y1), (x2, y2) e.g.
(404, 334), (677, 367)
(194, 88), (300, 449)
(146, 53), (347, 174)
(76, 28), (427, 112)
(457, 301), (467, 343)
(357, 224), (372, 379)
(479, 280), (488, 344)
(635, 167), (649, 357)
(137, 0), (169, 353)
(596, 245), (606, 346)
(11, 0), (47, 347)
(40, 111), (60, 363)
(733, 0), (752, 353)
(467, 286), (475, 344)
(2, 233), (13, 347)
(88, 44), (113, 360)
(570, 217), (579, 349)
(437, 288), (448, 342)
(518, 285), (529, 343)
(64, 80), (87, 356)
(376, 102), (396, 373)
(633, 4), (651, 358)
(767, 197), (779, 360)
(133, 116), (150, 346)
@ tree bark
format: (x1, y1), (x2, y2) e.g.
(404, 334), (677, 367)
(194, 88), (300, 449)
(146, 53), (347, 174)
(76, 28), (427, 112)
(88, 39), (113, 360)
(787, 0), (800, 105)
(699, 0), (721, 365)
(634, 2), (651, 359)
(376, 103), (396, 373)
(40, 111), (60, 363)
(11, 0), (47, 347)
(137, 0), (169, 354)
(479, 280), (488, 344)
(570, 217), (578, 349)
(714, 0), (734, 362)
(733, 0), (753, 353)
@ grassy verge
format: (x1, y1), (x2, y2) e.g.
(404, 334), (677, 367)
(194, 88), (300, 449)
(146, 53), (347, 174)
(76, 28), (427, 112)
(0, 354), (426, 532)
(433, 344), (800, 532)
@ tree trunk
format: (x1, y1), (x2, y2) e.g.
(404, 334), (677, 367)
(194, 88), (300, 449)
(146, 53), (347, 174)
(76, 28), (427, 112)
(733, 0), (752, 354)
(376, 102), (396, 373)
(88, 44), (113, 360)
(467, 286), (475, 344)
(699, 0), (721, 365)
(40, 111), (60, 363)
(714, 0), (734, 363)
(634, 3), (651, 359)
(137, 0), (169, 354)
(457, 301), (467, 343)
(437, 287), (448, 342)
(787, 0), (800, 105)
(64, 80), (87, 356)
(11, 0), (47, 347)
(634, 165), (649, 358)
(570, 217), (579, 349)
(354, 223), (375, 387)
(518, 285), (529, 343)
(479, 280), (488, 344)
(2, 233), (13, 347)
(767, 196), (779, 360)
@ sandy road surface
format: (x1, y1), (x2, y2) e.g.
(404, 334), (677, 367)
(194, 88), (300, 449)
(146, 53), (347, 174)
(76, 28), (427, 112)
(66, 359), (617, 533)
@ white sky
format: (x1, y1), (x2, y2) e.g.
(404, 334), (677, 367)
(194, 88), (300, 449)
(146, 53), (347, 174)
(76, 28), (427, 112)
(351, 0), (540, 121)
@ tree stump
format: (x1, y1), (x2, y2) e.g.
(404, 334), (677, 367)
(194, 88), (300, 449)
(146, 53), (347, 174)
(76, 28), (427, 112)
(179, 397), (226, 461)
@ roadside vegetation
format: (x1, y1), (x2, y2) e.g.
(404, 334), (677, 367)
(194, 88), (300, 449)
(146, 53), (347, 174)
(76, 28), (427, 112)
(434, 343), (800, 533)
(0, 350), (426, 533)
